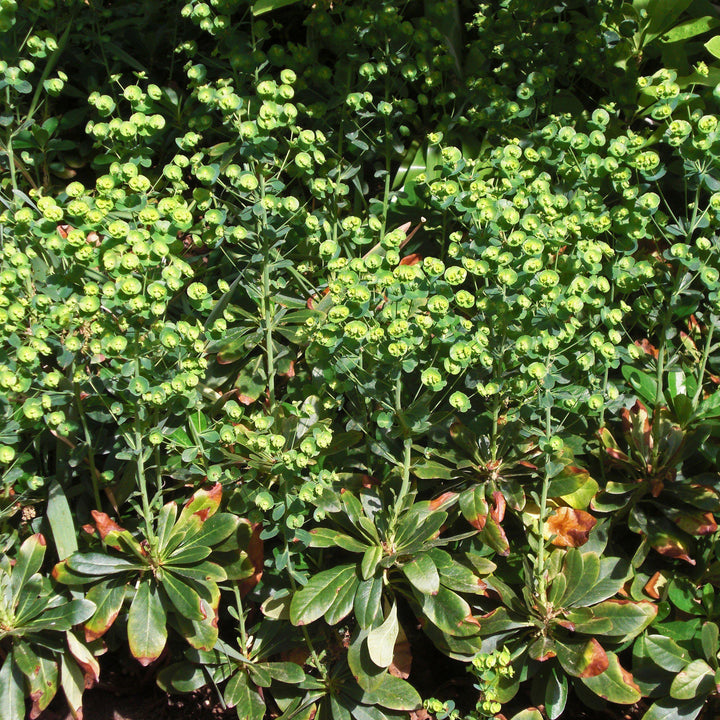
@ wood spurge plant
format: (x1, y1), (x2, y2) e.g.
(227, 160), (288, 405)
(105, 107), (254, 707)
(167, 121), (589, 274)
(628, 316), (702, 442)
(4, 1), (720, 719)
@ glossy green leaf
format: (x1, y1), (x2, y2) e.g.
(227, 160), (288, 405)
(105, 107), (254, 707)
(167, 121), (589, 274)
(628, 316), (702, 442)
(16, 643), (58, 716)
(324, 567), (359, 626)
(128, 581), (167, 665)
(248, 663), (272, 688)
(46, 480), (78, 561)
(622, 366), (659, 405)
(367, 602), (399, 668)
(561, 551), (600, 607)
(84, 579), (126, 641)
(660, 15), (720, 43)
(545, 665), (568, 720)
(555, 638), (609, 678)
(10, 534), (46, 605)
(641, 695), (705, 720)
(429, 549), (488, 595)
(252, 0), (301, 15)
(348, 628), (385, 692)
(309, 527), (368, 553)
(290, 564), (356, 626)
(458, 486), (489, 531)
(478, 515), (510, 556)
(572, 556), (630, 606)
(588, 600), (657, 640)
(580, 652), (641, 704)
(329, 694), (353, 720)
(225, 671), (266, 720)
(173, 596), (219, 651)
(361, 546), (383, 581)
(354, 575), (383, 628)
(0, 653), (24, 720)
(644, 634), (692, 672)
(402, 553), (439, 595)
(360, 672), (422, 711)
(477, 607), (532, 635)
(266, 662), (305, 684)
(412, 585), (477, 637)
(23, 598), (96, 631)
(60, 653), (85, 720)
(161, 570), (204, 620)
(66, 552), (141, 576)
(165, 545), (212, 566)
(169, 560), (227, 584)
(670, 659), (715, 700)
(509, 711), (543, 720)
(156, 502), (178, 553)
(187, 513), (240, 551)
(701, 622), (719, 663)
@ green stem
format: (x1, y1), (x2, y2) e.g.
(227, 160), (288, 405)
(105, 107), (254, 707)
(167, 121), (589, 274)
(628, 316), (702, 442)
(134, 417), (155, 544)
(389, 376), (413, 534)
(132, 361), (155, 543)
(259, 172), (275, 406)
(74, 385), (102, 511)
(25, 17), (75, 124)
(232, 584), (248, 654)
(380, 64), (392, 240)
(283, 521), (327, 680)
(692, 322), (715, 408)
(490, 399), (500, 465)
(535, 402), (552, 607)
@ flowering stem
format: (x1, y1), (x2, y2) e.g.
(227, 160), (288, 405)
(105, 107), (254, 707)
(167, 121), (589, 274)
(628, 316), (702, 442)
(535, 401), (552, 607)
(692, 321), (715, 408)
(259, 171), (275, 406)
(74, 384), (102, 512)
(232, 583), (248, 655)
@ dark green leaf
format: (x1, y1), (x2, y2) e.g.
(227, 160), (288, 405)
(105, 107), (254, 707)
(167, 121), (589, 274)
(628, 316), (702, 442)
(66, 552), (141, 576)
(290, 565), (356, 625)
(10, 534), (46, 605)
(266, 662), (305, 684)
(644, 634), (692, 672)
(412, 585), (477, 637)
(545, 665), (568, 720)
(84, 579), (126, 641)
(161, 571), (204, 620)
(670, 660), (715, 700)
(360, 672), (422, 711)
(354, 576), (383, 628)
(402, 554), (439, 596)
(128, 581), (167, 665)
(641, 695), (705, 720)
(324, 568), (359, 626)
(361, 546), (383, 581)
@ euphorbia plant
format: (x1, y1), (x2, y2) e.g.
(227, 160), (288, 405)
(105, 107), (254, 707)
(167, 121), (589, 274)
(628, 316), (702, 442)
(0, 534), (96, 719)
(54, 485), (253, 664)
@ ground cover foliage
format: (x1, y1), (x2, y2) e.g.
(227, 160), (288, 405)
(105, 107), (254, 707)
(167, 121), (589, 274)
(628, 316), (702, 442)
(3, 0), (720, 718)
